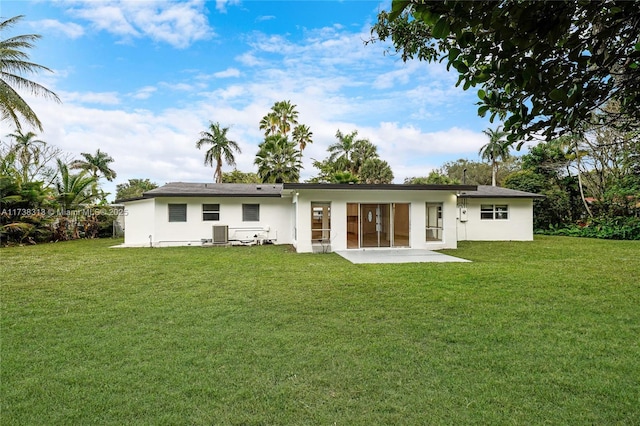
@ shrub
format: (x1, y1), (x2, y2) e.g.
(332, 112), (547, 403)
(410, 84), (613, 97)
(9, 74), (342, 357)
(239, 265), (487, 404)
(539, 217), (640, 240)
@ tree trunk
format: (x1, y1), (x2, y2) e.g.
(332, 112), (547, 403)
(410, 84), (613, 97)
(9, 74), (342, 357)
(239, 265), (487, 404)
(576, 156), (593, 218)
(492, 160), (497, 186)
(215, 158), (223, 183)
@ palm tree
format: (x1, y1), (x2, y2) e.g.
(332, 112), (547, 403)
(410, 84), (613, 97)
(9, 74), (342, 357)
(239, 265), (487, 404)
(55, 159), (97, 211)
(196, 122), (241, 183)
(6, 129), (45, 182)
(328, 129), (359, 174)
(292, 124), (313, 151)
(479, 126), (511, 186)
(259, 112), (280, 137)
(331, 171), (359, 184)
(254, 135), (302, 183)
(260, 100), (300, 137)
(70, 149), (117, 181)
(272, 100), (298, 136)
(1, 15), (60, 131)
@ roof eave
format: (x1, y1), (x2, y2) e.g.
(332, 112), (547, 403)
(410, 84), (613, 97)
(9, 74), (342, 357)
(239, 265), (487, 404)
(283, 183), (477, 191)
(141, 193), (282, 198)
(458, 194), (545, 199)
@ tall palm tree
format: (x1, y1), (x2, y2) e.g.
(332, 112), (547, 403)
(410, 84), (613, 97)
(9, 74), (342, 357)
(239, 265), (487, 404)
(70, 149), (117, 181)
(272, 100), (298, 136)
(6, 129), (45, 182)
(254, 135), (302, 183)
(259, 112), (280, 137)
(292, 124), (313, 151)
(1, 15), (60, 131)
(479, 126), (511, 186)
(260, 100), (300, 137)
(196, 122), (241, 183)
(328, 129), (359, 174)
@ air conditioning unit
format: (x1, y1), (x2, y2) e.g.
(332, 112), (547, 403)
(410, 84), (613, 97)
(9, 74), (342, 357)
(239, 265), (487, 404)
(212, 225), (228, 244)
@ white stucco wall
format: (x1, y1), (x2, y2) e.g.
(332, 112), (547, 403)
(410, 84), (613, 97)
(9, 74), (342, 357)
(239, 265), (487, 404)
(292, 189), (459, 253)
(122, 191), (535, 249)
(122, 196), (294, 247)
(122, 198), (155, 246)
(456, 198), (534, 241)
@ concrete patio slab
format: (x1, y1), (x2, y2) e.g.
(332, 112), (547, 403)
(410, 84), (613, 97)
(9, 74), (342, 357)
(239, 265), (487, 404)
(335, 249), (471, 264)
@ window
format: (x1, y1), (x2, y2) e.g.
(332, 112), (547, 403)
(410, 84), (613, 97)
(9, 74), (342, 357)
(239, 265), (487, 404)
(242, 204), (259, 221)
(168, 204), (187, 222)
(311, 202), (331, 242)
(426, 203), (443, 241)
(481, 204), (509, 220)
(202, 204), (220, 221)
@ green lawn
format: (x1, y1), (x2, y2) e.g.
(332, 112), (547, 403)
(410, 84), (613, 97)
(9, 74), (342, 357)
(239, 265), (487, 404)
(2, 236), (639, 425)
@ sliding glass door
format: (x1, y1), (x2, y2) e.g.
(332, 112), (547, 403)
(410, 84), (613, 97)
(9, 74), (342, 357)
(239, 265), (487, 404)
(348, 203), (409, 248)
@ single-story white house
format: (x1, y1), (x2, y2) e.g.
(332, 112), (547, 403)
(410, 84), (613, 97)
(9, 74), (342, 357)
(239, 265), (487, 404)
(117, 182), (543, 252)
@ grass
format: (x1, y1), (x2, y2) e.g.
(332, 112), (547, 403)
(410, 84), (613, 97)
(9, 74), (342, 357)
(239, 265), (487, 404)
(2, 236), (639, 425)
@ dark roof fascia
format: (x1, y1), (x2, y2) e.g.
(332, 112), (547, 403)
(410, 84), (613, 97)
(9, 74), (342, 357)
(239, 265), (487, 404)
(458, 188), (545, 199)
(115, 196), (146, 203)
(459, 194), (545, 199)
(283, 183), (477, 191)
(141, 192), (282, 199)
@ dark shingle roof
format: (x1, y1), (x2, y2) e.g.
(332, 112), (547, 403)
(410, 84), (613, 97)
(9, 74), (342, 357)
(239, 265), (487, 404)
(458, 185), (544, 199)
(141, 182), (283, 198)
(119, 182), (538, 203)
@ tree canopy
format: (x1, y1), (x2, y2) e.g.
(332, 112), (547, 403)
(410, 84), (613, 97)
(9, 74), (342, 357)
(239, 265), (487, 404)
(371, 1), (640, 143)
(259, 100), (313, 151)
(254, 135), (302, 183)
(70, 149), (117, 182)
(311, 129), (394, 184)
(115, 179), (158, 201)
(221, 169), (261, 184)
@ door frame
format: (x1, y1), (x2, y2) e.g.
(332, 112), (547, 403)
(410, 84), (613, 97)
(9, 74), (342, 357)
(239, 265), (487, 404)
(346, 202), (410, 249)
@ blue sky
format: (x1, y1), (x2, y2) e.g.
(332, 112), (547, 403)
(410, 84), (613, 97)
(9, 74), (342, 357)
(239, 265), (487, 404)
(2, 0), (499, 199)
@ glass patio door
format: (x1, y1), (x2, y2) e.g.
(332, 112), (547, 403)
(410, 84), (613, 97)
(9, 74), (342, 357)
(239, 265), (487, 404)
(360, 204), (391, 248)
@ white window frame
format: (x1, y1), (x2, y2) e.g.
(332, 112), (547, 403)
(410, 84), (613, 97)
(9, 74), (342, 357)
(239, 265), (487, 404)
(202, 204), (220, 221)
(481, 204), (509, 220)
(311, 202), (331, 243)
(425, 202), (443, 242)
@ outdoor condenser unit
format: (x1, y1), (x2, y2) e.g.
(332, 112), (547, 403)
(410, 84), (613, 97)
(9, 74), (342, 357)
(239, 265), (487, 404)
(212, 225), (228, 244)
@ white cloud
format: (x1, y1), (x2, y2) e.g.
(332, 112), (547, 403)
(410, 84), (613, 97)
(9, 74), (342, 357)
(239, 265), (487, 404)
(373, 122), (488, 156)
(31, 19), (85, 38)
(159, 82), (199, 92)
(69, 3), (140, 38)
(235, 52), (266, 67)
(256, 15), (275, 23)
(373, 62), (419, 89)
(60, 91), (121, 105)
(215, 0), (241, 13)
(129, 86), (157, 100)
(65, 0), (213, 48)
(214, 68), (241, 78)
